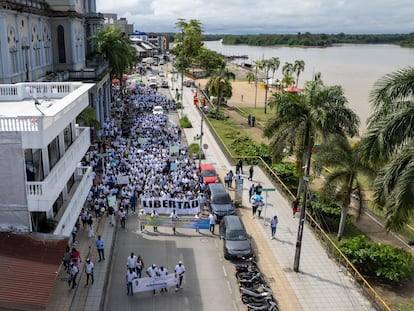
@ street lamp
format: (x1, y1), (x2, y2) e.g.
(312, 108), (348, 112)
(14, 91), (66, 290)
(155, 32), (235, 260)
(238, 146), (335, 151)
(180, 30), (185, 112)
(198, 117), (204, 167)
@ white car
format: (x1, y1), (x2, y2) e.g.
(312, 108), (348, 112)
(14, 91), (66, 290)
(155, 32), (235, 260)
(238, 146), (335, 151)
(152, 106), (164, 115)
(158, 72), (165, 77)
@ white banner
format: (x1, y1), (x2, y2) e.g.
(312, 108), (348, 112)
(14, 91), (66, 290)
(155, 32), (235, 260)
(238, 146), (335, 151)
(140, 198), (200, 215)
(132, 274), (178, 293)
(117, 175), (130, 185)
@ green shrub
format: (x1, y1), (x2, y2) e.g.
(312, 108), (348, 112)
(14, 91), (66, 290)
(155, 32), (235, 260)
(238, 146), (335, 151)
(179, 115), (192, 128)
(230, 136), (270, 165)
(271, 162), (299, 194)
(176, 102), (183, 109)
(307, 197), (342, 232)
(188, 143), (204, 159)
(207, 110), (228, 120)
(339, 236), (413, 282)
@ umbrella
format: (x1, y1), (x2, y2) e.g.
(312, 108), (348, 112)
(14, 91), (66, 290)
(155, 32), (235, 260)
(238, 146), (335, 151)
(284, 86), (303, 93)
(251, 194), (264, 201)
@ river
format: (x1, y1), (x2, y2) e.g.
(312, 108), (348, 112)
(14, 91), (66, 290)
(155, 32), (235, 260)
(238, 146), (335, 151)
(204, 40), (414, 133)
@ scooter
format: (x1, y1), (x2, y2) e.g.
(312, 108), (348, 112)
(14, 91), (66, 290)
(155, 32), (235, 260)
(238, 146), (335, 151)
(245, 297), (279, 311)
(240, 284), (272, 299)
(238, 272), (265, 287)
(235, 255), (259, 273)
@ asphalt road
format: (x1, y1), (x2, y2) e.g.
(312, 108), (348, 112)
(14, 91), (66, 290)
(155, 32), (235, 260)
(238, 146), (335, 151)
(103, 213), (243, 311)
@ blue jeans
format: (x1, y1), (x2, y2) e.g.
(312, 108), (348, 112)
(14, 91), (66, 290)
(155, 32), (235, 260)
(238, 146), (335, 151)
(271, 226), (276, 237)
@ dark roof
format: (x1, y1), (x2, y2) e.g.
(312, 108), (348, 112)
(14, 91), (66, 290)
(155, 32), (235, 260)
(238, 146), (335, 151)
(0, 232), (68, 311)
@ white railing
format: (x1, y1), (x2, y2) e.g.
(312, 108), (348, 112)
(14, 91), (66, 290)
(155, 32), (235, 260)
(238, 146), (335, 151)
(26, 127), (90, 205)
(0, 82), (81, 101)
(54, 166), (93, 237)
(0, 116), (42, 132)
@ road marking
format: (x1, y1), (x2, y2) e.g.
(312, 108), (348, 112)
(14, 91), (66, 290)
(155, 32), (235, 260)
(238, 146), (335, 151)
(222, 265), (227, 277)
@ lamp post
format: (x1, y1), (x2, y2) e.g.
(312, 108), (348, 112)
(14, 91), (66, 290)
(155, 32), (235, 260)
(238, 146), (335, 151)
(180, 30), (185, 112)
(293, 175), (309, 272)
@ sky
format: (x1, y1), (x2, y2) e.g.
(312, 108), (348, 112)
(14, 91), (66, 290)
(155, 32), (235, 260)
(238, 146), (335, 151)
(96, 0), (414, 34)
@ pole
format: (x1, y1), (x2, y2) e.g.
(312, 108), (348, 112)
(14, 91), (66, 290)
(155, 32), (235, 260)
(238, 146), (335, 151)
(180, 31), (184, 112)
(293, 176), (309, 272)
(198, 117), (204, 167)
(263, 192), (268, 226)
(254, 65), (258, 109)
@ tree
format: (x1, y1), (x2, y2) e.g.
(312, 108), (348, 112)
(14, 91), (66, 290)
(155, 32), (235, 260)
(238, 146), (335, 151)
(256, 58), (277, 114)
(315, 136), (372, 240)
(264, 73), (359, 197)
(269, 57), (281, 84)
(246, 71), (255, 85)
(293, 60), (305, 87)
(282, 62), (294, 87)
(360, 67), (414, 231)
(90, 26), (135, 82)
(206, 67), (235, 112)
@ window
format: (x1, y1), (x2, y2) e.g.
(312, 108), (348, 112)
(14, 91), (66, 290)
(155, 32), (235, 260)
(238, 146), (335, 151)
(52, 192), (64, 216)
(66, 173), (75, 194)
(25, 149), (44, 181)
(48, 136), (61, 170)
(57, 25), (66, 63)
(64, 123), (73, 150)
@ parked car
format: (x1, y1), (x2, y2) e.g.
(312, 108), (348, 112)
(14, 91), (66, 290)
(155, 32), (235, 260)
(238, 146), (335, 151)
(207, 183), (235, 219)
(158, 71), (165, 77)
(161, 81), (169, 88)
(220, 215), (252, 259)
(199, 164), (219, 184)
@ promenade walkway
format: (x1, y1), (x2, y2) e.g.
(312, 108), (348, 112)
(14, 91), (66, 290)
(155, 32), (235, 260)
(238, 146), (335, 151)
(46, 77), (375, 311)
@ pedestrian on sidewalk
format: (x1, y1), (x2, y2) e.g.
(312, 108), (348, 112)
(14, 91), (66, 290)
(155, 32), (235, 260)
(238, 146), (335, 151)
(71, 247), (81, 268)
(126, 268), (137, 296)
(68, 263), (79, 289)
(87, 213), (95, 238)
(174, 260), (186, 291)
(292, 199), (299, 218)
(271, 215), (278, 239)
(108, 206), (115, 226)
(119, 207), (126, 229)
(85, 258), (94, 286)
(248, 166), (254, 181)
(96, 235), (105, 261)
(63, 245), (71, 273)
(71, 225), (77, 245)
(249, 184), (255, 203)
(257, 200), (264, 218)
(237, 159), (244, 174)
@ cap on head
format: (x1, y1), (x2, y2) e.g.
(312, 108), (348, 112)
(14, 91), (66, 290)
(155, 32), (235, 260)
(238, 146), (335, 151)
(86, 258), (90, 262)
(178, 260), (182, 264)
(152, 263), (156, 268)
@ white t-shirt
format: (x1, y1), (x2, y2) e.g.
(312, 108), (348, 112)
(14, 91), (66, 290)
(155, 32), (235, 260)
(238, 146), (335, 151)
(85, 262), (94, 274)
(175, 263), (186, 276)
(127, 255), (138, 269)
(126, 270), (137, 282)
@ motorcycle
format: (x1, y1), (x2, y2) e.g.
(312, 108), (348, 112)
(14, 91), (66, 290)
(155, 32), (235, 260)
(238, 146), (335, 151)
(240, 283), (273, 300)
(235, 255), (259, 273)
(245, 296), (279, 311)
(237, 272), (266, 287)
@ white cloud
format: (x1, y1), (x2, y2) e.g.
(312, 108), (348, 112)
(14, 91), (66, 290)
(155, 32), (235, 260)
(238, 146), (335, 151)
(96, 0), (414, 34)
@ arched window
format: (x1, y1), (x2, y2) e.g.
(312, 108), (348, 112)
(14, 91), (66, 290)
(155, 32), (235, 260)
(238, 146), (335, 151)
(57, 25), (66, 63)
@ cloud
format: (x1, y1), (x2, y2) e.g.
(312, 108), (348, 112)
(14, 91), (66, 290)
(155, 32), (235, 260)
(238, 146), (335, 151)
(96, 0), (414, 34)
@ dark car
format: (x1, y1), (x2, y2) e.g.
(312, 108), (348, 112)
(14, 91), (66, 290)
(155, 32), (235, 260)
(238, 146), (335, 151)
(161, 81), (169, 88)
(220, 216), (252, 259)
(207, 183), (235, 219)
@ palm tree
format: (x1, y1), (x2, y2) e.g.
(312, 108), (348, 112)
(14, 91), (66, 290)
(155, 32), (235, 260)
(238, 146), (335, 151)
(264, 73), (360, 198)
(315, 136), (371, 240)
(246, 71), (255, 85)
(293, 60), (305, 87)
(269, 57), (281, 84)
(90, 26), (135, 83)
(282, 62), (295, 87)
(360, 67), (414, 231)
(206, 67), (235, 112)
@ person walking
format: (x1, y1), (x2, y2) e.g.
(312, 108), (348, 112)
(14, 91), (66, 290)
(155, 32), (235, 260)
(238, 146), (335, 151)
(68, 263), (79, 289)
(174, 260), (186, 291)
(96, 235), (105, 261)
(118, 207), (126, 228)
(87, 213), (94, 238)
(108, 206), (115, 226)
(158, 266), (168, 292)
(257, 200), (264, 218)
(151, 209), (159, 232)
(63, 246), (71, 273)
(71, 247), (81, 268)
(208, 212), (217, 234)
(126, 268), (137, 296)
(271, 215), (278, 239)
(84, 258), (94, 286)
(292, 199), (299, 218)
(238, 159), (243, 174)
(127, 252), (138, 273)
(71, 225), (77, 245)
(138, 208), (146, 232)
(146, 264), (159, 295)
(248, 166), (254, 181)
(251, 197), (258, 218)
(170, 209), (178, 235)
(136, 255), (145, 278)
(248, 184), (255, 203)
(194, 212), (201, 234)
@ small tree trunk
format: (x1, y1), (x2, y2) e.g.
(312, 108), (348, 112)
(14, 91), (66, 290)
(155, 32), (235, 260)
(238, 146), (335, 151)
(337, 205), (349, 241)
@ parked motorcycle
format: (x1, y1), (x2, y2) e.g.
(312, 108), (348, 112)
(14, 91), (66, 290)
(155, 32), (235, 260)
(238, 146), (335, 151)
(235, 255), (259, 273)
(245, 296), (279, 311)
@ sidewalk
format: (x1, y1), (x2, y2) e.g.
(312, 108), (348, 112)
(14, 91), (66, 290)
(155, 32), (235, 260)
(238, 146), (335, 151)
(178, 83), (374, 310)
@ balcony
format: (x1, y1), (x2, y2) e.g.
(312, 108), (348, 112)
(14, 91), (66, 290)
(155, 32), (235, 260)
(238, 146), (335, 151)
(53, 165), (93, 237)
(26, 127), (91, 209)
(69, 61), (110, 81)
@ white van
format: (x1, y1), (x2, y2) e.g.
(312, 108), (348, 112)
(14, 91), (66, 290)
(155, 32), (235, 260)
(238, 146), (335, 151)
(152, 106), (164, 115)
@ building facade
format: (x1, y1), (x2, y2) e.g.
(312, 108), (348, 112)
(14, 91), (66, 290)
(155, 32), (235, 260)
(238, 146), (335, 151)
(0, 0), (112, 126)
(0, 82), (94, 236)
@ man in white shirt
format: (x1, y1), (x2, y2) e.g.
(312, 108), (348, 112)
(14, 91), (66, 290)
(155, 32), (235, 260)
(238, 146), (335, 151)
(146, 264), (159, 295)
(68, 263), (79, 289)
(126, 268), (137, 296)
(174, 260), (186, 291)
(85, 258), (94, 286)
(127, 252), (138, 273)
(118, 207), (126, 228)
(170, 209), (178, 235)
(209, 213), (217, 234)
(158, 266), (168, 292)
(151, 209), (159, 232)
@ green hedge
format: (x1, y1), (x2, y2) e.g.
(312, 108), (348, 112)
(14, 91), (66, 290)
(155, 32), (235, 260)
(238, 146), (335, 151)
(179, 115), (192, 128)
(339, 236), (413, 282)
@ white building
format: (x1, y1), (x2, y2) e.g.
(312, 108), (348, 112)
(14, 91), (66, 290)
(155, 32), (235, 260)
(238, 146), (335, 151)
(0, 82), (94, 237)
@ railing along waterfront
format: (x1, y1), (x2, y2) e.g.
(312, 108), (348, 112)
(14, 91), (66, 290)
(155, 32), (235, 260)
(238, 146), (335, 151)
(199, 106), (392, 311)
